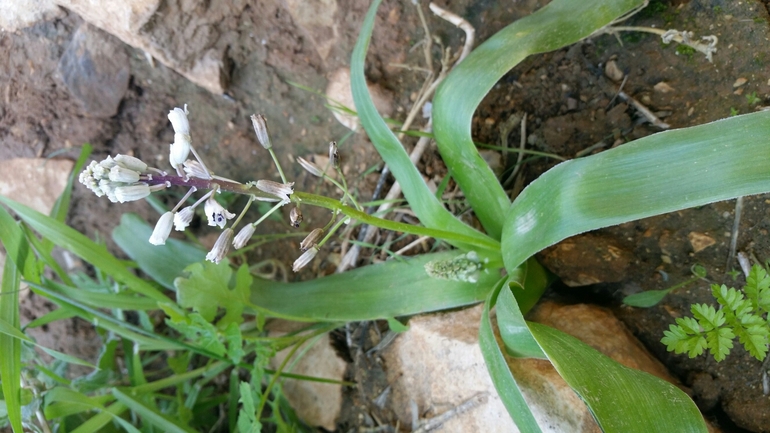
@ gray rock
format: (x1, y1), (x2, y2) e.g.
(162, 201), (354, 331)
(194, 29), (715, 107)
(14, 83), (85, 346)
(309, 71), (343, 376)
(58, 24), (129, 117)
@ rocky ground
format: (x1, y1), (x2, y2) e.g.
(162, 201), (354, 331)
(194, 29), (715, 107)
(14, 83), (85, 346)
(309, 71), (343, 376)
(2, 0), (770, 431)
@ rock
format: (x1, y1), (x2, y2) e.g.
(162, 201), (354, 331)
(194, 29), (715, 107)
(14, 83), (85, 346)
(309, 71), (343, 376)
(325, 67), (393, 131)
(687, 231), (716, 253)
(0, 157), (74, 215)
(733, 77), (747, 88)
(283, 0), (339, 61)
(58, 24), (130, 118)
(604, 60), (624, 82)
(54, 0), (231, 94)
(267, 320), (347, 430)
(0, 0), (64, 32)
(653, 81), (675, 93)
(539, 234), (633, 286)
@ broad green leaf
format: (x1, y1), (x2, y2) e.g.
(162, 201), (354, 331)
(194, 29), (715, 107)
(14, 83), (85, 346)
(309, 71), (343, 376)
(0, 252), (22, 433)
(0, 196), (171, 303)
(113, 213), (206, 290)
(503, 112), (770, 272)
(479, 290), (541, 433)
(433, 0), (646, 238)
(623, 289), (671, 308)
(529, 322), (708, 433)
(496, 287), (545, 359)
(45, 279), (159, 311)
(175, 262), (251, 326)
(248, 251), (499, 321)
(112, 388), (197, 433)
(350, 0), (494, 250)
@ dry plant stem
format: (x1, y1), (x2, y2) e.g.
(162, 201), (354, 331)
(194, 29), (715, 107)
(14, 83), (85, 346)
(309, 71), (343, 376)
(429, 2), (475, 63)
(394, 235), (431, 256)
(607, 26), (717, 60)
(617, 90), (670, 129)
(412, 392), (489, 433)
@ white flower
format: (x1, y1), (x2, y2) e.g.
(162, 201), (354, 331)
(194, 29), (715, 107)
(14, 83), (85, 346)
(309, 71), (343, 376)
(233, 224), (256, 249)
(149, 212), (174, 245)
(292, 246), (318, 272)
(114, 154), (147, 172)
(255, 180), (294, 202)
(206, 228), (234, 264)
(297, 157), (323, 177)
(204, 196), (235, 228)
(168, 106), (191, 170)
(114, 184), (150, 203)
(250, 114), (272, 149)
(108, 165), (140, 183)
(174, 206), (195, 231)
(182, 159), (212, 180)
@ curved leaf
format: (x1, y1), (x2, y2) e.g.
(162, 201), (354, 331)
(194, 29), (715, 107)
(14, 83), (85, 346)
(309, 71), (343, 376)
(528, 322), (707, 432)
(433, 0), (646, 238)
(350, 0), (494, 250)
(502, 112), (770, 271)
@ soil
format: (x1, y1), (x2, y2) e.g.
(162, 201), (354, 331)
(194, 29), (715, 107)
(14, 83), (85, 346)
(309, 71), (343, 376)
(3, 0), (770, 431)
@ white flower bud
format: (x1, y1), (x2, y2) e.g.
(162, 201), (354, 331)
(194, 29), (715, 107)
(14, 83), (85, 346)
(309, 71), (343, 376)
(292, 246), (318, 272)
(233, 224), (256, 249)
(114, 184), (150, 203)
(174, 206), (195, 231)
(255, 180), (294, 202)
(204, 196), (235, 228)
(99, 156), (117, 169)
(168, 106), (191, 170)
(250, 114), (272, 149)
(206, 228), (234, 264)
(149, 211), (174, 245)
(115, 154), (147, 172)
(109, 165), (140, 183)
(297, 157), (323, 177)
(300, 228), (324, 251)
(168, 106), (190, 135)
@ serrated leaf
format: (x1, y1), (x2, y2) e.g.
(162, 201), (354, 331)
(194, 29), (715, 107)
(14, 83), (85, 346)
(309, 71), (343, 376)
(705, 327), (734, 362)
(735, 322), (769, 361)
(166, 314), (226, 357)
(713, 285), (752, 318)
(676, 316), (702, 335)
(746, 265), (770, 313)
(175, 262), (252, 327)
(237, 381), (261, 433)
(224, 322), (245, 364)
(691, 304), (724, 330)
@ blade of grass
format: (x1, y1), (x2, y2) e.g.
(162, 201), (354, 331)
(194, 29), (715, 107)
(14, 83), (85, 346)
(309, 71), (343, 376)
(502, 111), (770, 272)
(0, 196), (172, 303)
(433, 0), (645, 238)
(0, 254), (23, 433)
(350, 0), (495, 250)
(112, 387), (198, 433)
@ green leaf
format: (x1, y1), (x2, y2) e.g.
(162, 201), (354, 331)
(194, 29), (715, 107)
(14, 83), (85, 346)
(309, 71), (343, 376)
(502, 111), (770, 273)
(496, 283), (545, 359)
(176, 262), (251, 326)
(434, 0), (646, 238)
(737, 323), (769, 361)
(705, 327), (734, 362)
(247, 251), (500, 321)
(691, 304), (724, 331)
(113, 213), (206, 290)
(112, 388), (197, 433)
(166, 313), (226, 357)
(237, 381), (262, 433)
(745, 264), (770, 312)
(224, 322), (245, 364)
(479, 292), (541, 433)
(0, 196), (171, 303)
(529, 322), (708, 433)
(350, 0), (494, 250)
(622, 289), (671, 308)
(0, 250), (23, 433)
(386, 317), (409, 333)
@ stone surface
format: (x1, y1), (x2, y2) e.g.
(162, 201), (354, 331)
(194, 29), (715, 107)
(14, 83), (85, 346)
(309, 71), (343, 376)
(267, 320), (347, 431)
(58, 24), (130, 117)
(283, 0), (340, 61)
(325, 67), (393, 131)
(0, 0), (64, 32)
(539, 234), (633, 286)
(0, 158), (74, 215)
(687, 231), (716, 254)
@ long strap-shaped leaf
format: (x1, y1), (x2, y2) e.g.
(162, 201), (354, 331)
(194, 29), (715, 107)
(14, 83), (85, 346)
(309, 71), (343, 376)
(502, 111), (770, 271)
(433, 0), (645, 239)
(351, 0), (496, 251)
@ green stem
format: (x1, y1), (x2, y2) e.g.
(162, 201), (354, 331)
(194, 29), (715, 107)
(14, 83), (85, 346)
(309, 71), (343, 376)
(268, 148), (288, 184)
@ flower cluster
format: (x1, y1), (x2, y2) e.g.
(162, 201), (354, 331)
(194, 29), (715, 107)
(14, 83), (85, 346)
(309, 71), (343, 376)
(78, 104), (332, 272)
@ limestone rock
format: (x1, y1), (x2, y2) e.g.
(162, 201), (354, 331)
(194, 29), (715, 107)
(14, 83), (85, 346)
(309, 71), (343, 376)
(0, 157), (74, 215)
(0, 0), (64, 32)
(58, 24), (130, 118)
(283, 0), (339, 61)
(267, 320), (347, 430)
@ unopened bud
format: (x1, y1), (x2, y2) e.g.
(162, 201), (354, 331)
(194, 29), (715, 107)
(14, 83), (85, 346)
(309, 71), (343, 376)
(292, 246), (318, 272)
(115, 154), (148, 172)
(233, 224), (256, 249)
(255, 180), (294, 202)
(251, 114), (272, 149)
(300, 228), (324, 251)
(114, 184), (150, 203)
(329, 141), (339, 170)
(206, 228), (234, 264)
(297, 156), (323, 177)
(289, 207), (303, 228)
(149, 211), (174, 245)
(108, 165), (141, 183)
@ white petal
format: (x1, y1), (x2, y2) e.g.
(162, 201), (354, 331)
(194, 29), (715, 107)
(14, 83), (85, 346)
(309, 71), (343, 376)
(149, 212), (174, 245)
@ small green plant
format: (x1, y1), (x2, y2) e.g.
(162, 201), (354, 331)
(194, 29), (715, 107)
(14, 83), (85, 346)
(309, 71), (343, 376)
(730, 107), (740, 116)
(676, 44), (697, 59)
(746, 91), (762, 105)
(662, 264), (770, 361)
(623, 264), (707, 307)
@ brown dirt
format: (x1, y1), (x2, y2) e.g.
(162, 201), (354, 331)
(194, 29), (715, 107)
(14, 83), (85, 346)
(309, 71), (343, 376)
(3, 0), (770, 431)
